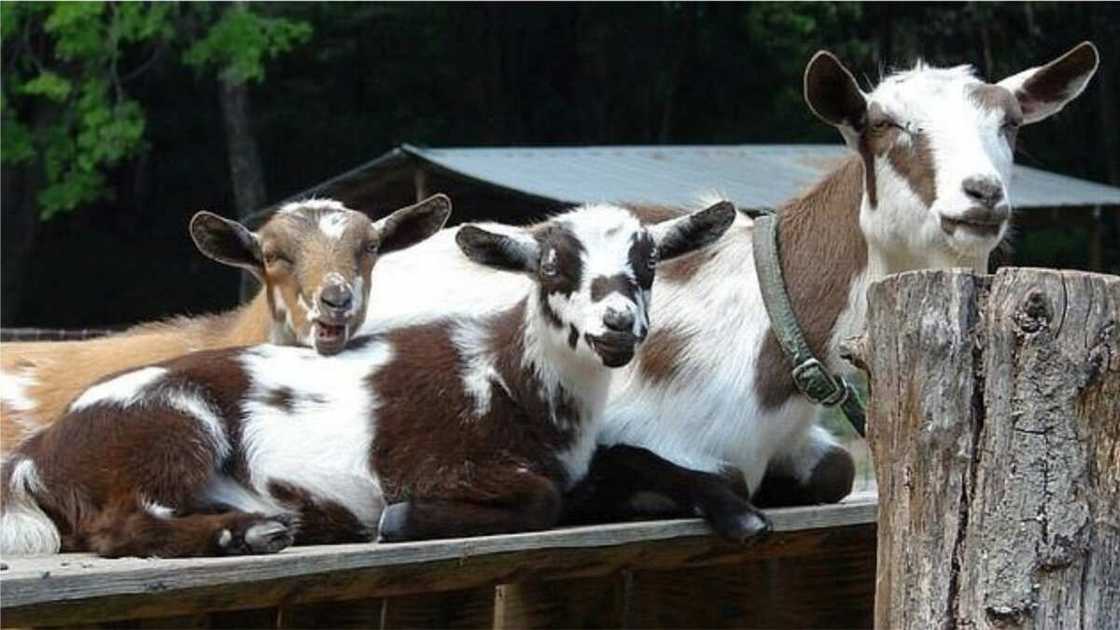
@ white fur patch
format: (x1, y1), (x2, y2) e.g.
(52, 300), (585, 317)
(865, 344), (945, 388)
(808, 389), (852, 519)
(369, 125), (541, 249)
(0, 459), (62, 555)
(319, 213), (351, 240)
(163, 389), (232, 460)
(199, 475), (288, 516)
(0, 367), (38, 413)
(142, 499), (176, 520)
(280, 198), (349, 215)
(238, 343), (390, 528)
(450, 318), (508, 417)
(69, 367), (168, 412)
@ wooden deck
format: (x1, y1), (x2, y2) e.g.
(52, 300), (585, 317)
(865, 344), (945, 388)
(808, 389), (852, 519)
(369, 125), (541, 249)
(0, 492), (877, 629)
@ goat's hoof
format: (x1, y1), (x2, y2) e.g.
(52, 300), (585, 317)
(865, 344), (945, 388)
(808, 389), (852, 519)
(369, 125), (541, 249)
(219, 518), (294, 555)
(377, 503), (410, 543)
(244, 520), (294, 554)
(711, 508), (772, 544)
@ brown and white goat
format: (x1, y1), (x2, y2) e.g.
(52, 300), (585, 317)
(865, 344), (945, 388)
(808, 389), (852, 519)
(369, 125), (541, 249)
(0, 195), (451, 454)
(359, 43), (1101, 510)
(0, 201), (741, 557)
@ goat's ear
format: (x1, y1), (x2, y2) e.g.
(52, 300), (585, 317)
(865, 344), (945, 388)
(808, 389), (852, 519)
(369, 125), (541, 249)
(376, 194), (453, 254)
(190, 211), (264, 275)
(996, 41), (1099, 125)
(650, 200), (736, 262)
(455, 225), (540, 273)
(804, 51), (868, 144)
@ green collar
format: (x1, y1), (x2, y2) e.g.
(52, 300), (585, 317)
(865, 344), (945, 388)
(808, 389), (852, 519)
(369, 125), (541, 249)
(749, 210), (867, 437)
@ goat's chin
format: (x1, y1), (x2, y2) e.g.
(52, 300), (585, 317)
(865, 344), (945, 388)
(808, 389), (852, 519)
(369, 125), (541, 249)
(587, 333), (638, 368)
(309, 322), (351, 355)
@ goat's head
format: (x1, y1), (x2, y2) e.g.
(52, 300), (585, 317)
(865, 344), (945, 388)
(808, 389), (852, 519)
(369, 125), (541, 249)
(189, 194), (451, 355)
(804, 42), (1098, 265)
(455, 201), (736, 368)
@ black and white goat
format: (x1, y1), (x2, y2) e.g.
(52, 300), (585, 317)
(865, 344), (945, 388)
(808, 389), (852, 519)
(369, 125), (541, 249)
(0, 201), (744, 557)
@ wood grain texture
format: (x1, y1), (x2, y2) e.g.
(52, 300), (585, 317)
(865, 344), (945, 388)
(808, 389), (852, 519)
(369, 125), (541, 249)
(863, 268), (1119, 630)
(1, 495), (875, 627)
(493, 574), (629, 629)
(380, 588), (496, 630)
(628, 524), (876, 629)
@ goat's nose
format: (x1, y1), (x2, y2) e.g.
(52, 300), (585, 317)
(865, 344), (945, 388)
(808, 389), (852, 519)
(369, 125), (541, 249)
(962, 176), (1004, 209)
(320, 284), (352, 313)
(603, 309), (635, 333)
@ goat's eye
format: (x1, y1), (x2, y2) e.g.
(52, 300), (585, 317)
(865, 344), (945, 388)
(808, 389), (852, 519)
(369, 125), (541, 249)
(365, 241), (378, 255)
(646, 255), (657, 270)
(1001, 120), (1020, 133)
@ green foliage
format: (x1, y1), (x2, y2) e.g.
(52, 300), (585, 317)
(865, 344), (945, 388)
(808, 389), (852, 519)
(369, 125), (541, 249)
(184, 5), (312, 84)
(1, 2), (310, 219)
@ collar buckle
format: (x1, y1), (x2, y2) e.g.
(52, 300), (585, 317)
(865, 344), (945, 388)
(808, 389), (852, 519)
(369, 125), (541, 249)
(791, 357), (849, 407)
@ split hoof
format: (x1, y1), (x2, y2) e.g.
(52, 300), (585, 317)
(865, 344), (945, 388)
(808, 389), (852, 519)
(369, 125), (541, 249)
(218, 517), (294, 555)
(376, 502), (411, 543)
(711, 508), (772, 544)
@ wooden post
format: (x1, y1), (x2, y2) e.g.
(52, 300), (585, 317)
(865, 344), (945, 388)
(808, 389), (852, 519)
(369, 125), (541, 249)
(855, 268), (1119, 629)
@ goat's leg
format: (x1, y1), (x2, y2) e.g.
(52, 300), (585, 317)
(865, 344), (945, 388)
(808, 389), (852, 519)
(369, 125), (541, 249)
(564, 445), (771, 543)
(267, 480), (379, 545)
(378, 469), (561, 542)
(85, 501), (295, 558)
(752, 425), (856, 508)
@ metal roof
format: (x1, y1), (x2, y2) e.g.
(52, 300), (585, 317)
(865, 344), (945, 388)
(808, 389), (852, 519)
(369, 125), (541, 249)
(288, 143), (1120, 212)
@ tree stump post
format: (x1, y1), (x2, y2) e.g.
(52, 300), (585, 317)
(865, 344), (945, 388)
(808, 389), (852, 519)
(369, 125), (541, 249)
(856, 268), (1119, 629)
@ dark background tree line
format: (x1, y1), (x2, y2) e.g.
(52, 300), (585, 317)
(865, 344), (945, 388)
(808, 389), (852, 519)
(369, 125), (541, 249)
(2, 2), (1117, 328)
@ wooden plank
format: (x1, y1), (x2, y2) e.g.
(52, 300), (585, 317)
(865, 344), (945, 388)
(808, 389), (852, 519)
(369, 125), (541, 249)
(380, 588), (496, 629)
(627, 524), (875, 629)
(276, 600), (382, 629)
(493, 574), (629, 629)
(0, 494), (875, 627)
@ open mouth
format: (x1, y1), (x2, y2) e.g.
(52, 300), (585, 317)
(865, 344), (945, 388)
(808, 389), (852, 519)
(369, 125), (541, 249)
(587, 333), (638, 368)
(313, 320), (349, 354)
(940, 215), (1005, 239)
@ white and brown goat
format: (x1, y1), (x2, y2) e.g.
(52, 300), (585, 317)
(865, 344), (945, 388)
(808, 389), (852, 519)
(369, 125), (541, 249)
(0, 201), (740, 557)
(0, 195), (452, 453)
(359, 43), (1101, 510)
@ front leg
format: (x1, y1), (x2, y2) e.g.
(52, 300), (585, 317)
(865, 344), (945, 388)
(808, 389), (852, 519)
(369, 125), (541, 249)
(752, 425), (856, 508)
(378, 469), (562, 542)
(563, 445), (771, 543)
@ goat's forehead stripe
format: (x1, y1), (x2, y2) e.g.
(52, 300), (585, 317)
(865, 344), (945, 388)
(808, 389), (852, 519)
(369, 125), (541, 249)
(279, 198), (352, 215)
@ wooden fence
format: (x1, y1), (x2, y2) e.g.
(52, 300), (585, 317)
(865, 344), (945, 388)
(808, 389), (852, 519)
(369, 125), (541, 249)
(0, 493), (876, 629)
(3, 267), (1115, 629)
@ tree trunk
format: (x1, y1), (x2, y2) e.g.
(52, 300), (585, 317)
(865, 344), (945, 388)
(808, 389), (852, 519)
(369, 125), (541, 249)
(218, 78), (267, 301)
(853, 268), (1119, 629)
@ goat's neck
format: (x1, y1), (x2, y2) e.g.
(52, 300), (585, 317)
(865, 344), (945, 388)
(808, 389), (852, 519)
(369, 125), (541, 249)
(773, 157), (869, 366)
(493, 294), (612, 423)
(775, 156), (988, 371)
(208, 288), (278, 348)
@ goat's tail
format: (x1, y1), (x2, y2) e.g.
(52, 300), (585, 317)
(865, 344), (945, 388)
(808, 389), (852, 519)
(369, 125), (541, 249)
(0, 456), (62, 555)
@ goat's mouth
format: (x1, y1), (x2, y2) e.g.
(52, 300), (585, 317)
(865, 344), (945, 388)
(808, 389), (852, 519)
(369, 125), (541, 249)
(587, 333), (638, 368)
(939, 213), (1006, 239)
(312, 320), (350, 355)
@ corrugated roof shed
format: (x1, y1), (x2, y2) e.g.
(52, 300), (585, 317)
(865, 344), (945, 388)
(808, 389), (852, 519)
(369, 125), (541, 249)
(290, 143), (1120, 212)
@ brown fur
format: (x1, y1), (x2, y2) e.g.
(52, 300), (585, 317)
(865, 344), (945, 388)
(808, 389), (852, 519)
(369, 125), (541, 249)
(636, 327), (690, 385)
(753, 156), (868, 409)
(0, 195), (456, 456)
(0, 295), (272, 452)
(370, 302), (577, 504)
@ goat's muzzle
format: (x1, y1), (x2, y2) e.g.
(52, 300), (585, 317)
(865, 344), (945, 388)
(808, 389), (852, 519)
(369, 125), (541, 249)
(587, 332), (639, 368)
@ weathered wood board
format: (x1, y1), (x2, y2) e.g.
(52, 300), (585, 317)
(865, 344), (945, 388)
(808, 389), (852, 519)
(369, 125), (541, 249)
(0, 493), (876, 627)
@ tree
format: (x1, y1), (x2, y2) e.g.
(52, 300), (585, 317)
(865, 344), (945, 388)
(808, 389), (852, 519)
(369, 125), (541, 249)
(0, 2), (310, 320)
